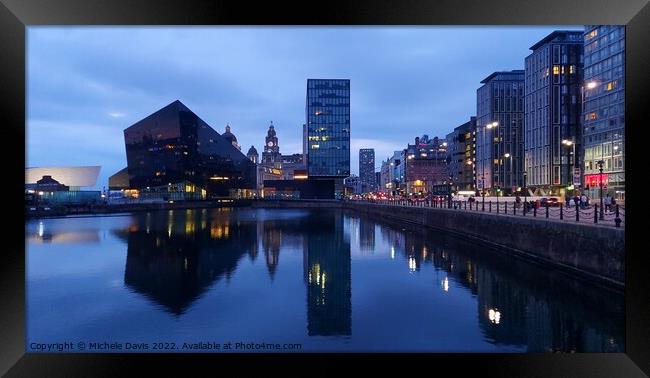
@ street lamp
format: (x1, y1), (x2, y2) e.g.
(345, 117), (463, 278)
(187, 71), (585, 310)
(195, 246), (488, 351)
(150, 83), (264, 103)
(597, 160), (604, 220)
(504, 153), (512, 195)
(523, 171), (528, 213)
(481, 175), (486, 210)
(562, 139), (576, 196)
(485, 122), (498, 196)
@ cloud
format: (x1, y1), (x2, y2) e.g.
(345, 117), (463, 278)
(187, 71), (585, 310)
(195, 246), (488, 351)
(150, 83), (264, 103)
(27, 26), (578, 185)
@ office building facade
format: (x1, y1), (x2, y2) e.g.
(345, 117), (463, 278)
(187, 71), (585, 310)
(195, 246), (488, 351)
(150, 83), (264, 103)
(524, 31), (584, 196)
(306, 79), (350, 197)
(582, 25), (625, 200)
(446, 117), (477, 192)
(476, 70), (525, 195)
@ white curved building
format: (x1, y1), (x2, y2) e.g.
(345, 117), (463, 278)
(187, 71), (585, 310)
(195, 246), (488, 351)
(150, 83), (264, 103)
(26, 166), (101, 190)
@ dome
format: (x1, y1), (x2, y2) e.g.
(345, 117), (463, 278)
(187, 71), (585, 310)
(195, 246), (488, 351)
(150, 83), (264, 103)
(223, 124), (238, 144)
(247, 145), (258, 156)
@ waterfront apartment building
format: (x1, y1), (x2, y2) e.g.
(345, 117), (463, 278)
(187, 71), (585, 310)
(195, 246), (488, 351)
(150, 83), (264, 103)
(446, 117), (477, 192)
(359, 148), (376, 193)
(305, 79), (351, 197)
(524, 30), (584, 196)
(582, 25), (625, 200)
(476, 70), (525, 196)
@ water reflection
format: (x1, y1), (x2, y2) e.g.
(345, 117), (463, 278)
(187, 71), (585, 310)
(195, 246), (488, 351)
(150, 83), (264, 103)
(26, 220), (100, 244)
(304, 213), (352, 336)
(372, 216), (624, 352)
(27, 208), (623, 351)
(118, 209), (257, 315)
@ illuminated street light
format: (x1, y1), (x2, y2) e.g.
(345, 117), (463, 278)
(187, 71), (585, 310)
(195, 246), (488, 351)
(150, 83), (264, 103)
(586, 81), (598, 89)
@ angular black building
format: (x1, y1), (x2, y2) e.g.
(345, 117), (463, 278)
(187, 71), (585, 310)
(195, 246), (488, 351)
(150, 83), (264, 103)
(122, 100), (256, 199)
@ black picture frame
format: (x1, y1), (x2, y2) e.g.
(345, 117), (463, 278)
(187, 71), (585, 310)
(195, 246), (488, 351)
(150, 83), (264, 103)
(2, 0), (648, 375)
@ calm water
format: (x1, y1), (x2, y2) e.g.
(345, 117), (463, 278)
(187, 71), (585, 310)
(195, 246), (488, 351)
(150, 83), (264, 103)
(26, 208), (624, 352)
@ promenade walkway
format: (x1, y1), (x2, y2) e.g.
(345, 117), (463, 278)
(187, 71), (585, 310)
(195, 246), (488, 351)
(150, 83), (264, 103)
(357, 198), (625, 228)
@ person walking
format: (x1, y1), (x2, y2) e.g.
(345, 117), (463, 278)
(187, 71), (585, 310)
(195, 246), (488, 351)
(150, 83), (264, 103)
(605, 194), (612, 212)
(581, 194), (587, 209)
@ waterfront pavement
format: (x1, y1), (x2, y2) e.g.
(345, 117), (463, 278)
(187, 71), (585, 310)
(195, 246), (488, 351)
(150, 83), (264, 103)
(360, 199), (625, 228)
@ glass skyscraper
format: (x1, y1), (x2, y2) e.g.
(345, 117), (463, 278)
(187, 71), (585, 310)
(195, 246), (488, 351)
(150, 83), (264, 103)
(306, 79), (350, 179)
(358, 148), (376, 192)
(582, 25), (625, 200)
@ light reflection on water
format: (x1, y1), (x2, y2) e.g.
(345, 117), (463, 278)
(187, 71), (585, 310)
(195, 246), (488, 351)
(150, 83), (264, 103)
(26, 208), (624, 352)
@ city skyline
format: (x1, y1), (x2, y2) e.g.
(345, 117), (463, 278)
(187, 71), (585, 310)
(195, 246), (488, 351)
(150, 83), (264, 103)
(28, 26), (581, 188)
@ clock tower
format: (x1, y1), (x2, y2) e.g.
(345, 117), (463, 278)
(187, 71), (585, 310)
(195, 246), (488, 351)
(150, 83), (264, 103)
(262, 121), (281, 165)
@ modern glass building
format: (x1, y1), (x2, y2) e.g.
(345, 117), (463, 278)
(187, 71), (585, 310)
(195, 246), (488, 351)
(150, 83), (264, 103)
(524, 31), (584, 197)
(306, 79), (350, 196)
(476, 70), (525, 195)
(358, 148), (376, 193)
(582, 25), (625, 200)
(122, 100), (256, 199)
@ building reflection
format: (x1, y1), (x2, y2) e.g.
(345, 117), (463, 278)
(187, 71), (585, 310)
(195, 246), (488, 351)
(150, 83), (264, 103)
(358, 218), (375, 253)
(261, 222), (282, 279)
(118, 209), (258, 315)
(355, 213), (624, 352)
(304, 211), (352, 336)
(26, 220), (100, 244)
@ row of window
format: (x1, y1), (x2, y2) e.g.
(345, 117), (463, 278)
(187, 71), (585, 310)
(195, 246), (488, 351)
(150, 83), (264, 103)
(584, 65), (623, 88)
(584, 51), (624, 76)
(584, 157), (624, 172)
(307, 89), (350, 98)
(491, 81), (524, 98)
(585, 36), (624, 57)
(307, 80), (349, 89)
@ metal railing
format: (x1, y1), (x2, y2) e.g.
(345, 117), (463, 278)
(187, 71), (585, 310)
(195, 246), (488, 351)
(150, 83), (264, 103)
(358, 198), (625, 228)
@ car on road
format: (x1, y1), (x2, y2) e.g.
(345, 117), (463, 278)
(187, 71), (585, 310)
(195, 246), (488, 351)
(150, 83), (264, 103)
(540, 197), (560, 207)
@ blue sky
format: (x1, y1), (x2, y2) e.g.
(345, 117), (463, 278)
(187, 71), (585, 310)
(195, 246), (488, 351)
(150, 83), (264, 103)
(27, 26), (582, 189)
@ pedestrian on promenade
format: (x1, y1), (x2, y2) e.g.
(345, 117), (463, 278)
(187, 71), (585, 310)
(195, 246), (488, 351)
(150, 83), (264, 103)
(581, 194), (587, 209)
(574, 195), (580, 209)
(605, 194), (612, 212)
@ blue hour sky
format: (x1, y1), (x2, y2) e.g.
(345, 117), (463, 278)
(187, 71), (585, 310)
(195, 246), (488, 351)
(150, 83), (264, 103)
(27, 26), (582, 189)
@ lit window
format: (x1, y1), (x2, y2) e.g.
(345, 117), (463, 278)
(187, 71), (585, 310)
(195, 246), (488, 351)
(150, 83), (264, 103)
(311, 144), (320, 149)
(585, 29), (598, 41)
(552, 66), (560, 75)
(569, 65), (575, 74)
